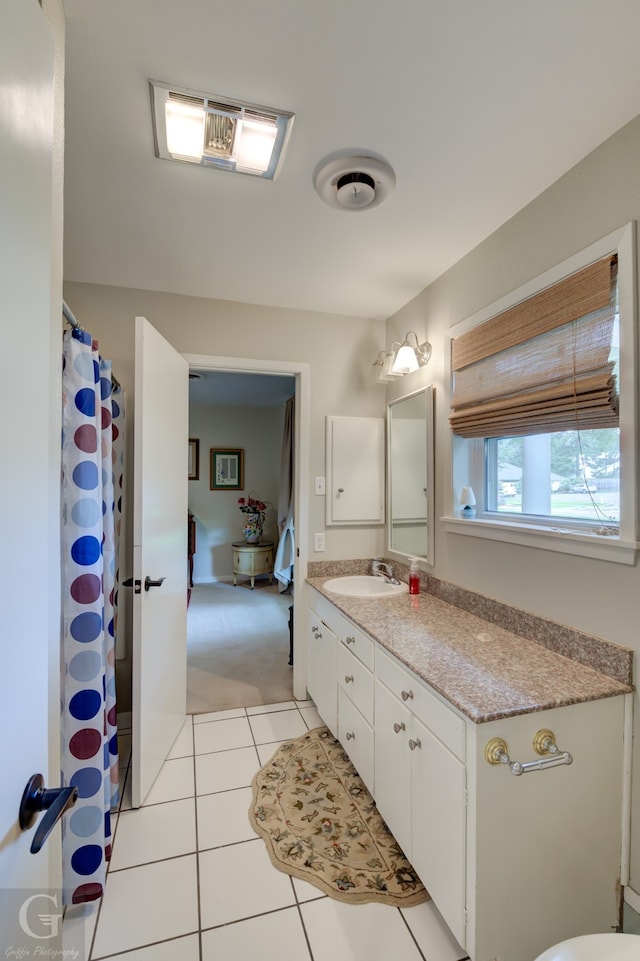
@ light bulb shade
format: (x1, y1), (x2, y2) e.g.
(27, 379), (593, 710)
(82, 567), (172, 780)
(377, 351), (402, 382)
(460, 486), (476, 507)
(392, 342), (420, 374)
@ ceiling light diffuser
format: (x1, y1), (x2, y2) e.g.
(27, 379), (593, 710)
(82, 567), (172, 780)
(150, 80), (294, 180)
(313, 153), (396, 212)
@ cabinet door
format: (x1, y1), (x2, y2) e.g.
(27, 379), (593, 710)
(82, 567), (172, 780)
(411, 717), (466, 946)
(252, 547), (273, 574)
(374, 679), (412, 859)
(326, 416), (385, 525)
(338, 688), (374, 795)
(306, 611), (338, 737)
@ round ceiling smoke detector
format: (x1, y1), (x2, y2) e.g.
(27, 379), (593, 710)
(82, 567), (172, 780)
(313, 154), (395, 212)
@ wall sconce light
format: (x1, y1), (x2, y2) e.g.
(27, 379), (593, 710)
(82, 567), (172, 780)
(372, 351), (402, 383)
(460, 486), (477, 519)
(391, 332), (432, 375)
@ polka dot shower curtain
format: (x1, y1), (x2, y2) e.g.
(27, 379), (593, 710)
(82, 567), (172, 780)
(61, 327), (125, 904)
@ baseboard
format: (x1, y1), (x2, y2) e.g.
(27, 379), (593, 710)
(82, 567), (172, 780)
(192, 575), (234, 584)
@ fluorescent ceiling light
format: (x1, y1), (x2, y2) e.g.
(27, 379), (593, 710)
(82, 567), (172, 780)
(150, 80), (294, 180)
(165, 100), (204, 159)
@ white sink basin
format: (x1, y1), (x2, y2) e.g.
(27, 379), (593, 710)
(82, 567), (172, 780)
(323, 575), (408, 598)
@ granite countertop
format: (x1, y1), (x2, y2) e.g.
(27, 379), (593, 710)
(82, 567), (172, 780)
(307, 577), (632, 724)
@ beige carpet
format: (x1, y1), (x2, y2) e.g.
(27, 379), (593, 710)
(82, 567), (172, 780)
(250, 726), (428, 906)
(187, 581), (293, 714)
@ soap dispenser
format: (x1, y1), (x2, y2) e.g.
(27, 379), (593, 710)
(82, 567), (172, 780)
(409, 557), (420, 595)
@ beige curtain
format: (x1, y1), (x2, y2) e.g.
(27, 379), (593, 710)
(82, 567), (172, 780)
(450, 254), (618, 438)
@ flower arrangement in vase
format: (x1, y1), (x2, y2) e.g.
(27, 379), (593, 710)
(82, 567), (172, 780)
(238, 495), (267, 543)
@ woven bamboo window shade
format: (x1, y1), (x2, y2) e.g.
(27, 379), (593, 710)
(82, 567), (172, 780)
(449, 254), (619, 439)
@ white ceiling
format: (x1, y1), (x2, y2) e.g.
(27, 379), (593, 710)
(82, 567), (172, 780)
(63, 1), (640, 322)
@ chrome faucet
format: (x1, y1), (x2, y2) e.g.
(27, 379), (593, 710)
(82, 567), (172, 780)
(370, 559), (401, 585)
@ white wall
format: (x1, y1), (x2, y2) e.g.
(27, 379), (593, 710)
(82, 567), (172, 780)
(189, 403), (285, 581)
(385, 111), (640, 895)
(62, 283), (388, 563)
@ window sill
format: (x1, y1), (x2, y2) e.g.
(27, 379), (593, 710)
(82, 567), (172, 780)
(442, 515), (638, 565)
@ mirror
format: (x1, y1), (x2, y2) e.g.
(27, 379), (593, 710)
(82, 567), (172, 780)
(387, 386), (434, 564)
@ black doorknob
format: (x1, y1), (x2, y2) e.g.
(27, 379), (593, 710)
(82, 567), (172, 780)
(19, 774), (78, 854)
(144, 576), (166, 591)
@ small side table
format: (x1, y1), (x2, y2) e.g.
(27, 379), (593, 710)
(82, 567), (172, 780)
(232, 541), (274, 589)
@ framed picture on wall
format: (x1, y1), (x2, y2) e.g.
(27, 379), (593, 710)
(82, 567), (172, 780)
(188, 439), (199, 480)
(210, 448), (244, 490)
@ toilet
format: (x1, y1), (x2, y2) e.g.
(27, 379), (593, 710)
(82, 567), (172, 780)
(534, 933), (640, 960)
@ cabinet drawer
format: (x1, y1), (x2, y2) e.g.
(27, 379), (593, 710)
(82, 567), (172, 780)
(338, 643), (374, 723)
(340, 624), (374, 670)
(376, 648), (465, 761)
(338, 687), (374, 794)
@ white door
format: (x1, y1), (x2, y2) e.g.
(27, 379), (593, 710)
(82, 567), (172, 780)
(131, 317), (189, 807)
(0, 0), (59, 941)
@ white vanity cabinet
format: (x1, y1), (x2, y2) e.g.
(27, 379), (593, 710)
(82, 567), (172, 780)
(374, 648), (466, 944)
(306, 587), (628, 961)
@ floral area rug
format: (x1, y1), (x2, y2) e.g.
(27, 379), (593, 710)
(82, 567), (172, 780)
(249, 726), (429, 906)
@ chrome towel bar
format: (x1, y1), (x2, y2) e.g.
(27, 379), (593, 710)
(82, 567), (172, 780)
(484, 729), (573, 776)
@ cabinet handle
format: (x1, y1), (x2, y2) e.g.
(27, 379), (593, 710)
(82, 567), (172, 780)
(337, 488), (345, 493)
(346, 636), (355, 645)
(401, 689), (414, 701)
(409, 738), (422, 751)
(393, 722), (406, 734)
(344, 674), (354, 684)
(346, 731), (355, 740)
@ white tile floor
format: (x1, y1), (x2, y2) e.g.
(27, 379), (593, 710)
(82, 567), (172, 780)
(64, 700), (469, 961)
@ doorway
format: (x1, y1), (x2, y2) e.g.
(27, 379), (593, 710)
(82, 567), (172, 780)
(184, 352), (310, 709)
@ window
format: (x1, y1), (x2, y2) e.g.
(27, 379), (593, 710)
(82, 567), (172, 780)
(446, 224), (637, 564)
(487, 429), (619, 526)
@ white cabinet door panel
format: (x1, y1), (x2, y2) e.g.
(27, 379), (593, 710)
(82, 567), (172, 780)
(307, 611), (338, 737)
(373, 680), (412, 858)
(338, 689), (374, 795)
(411, 717), (466, 945)
(326, 416), (384, 524)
